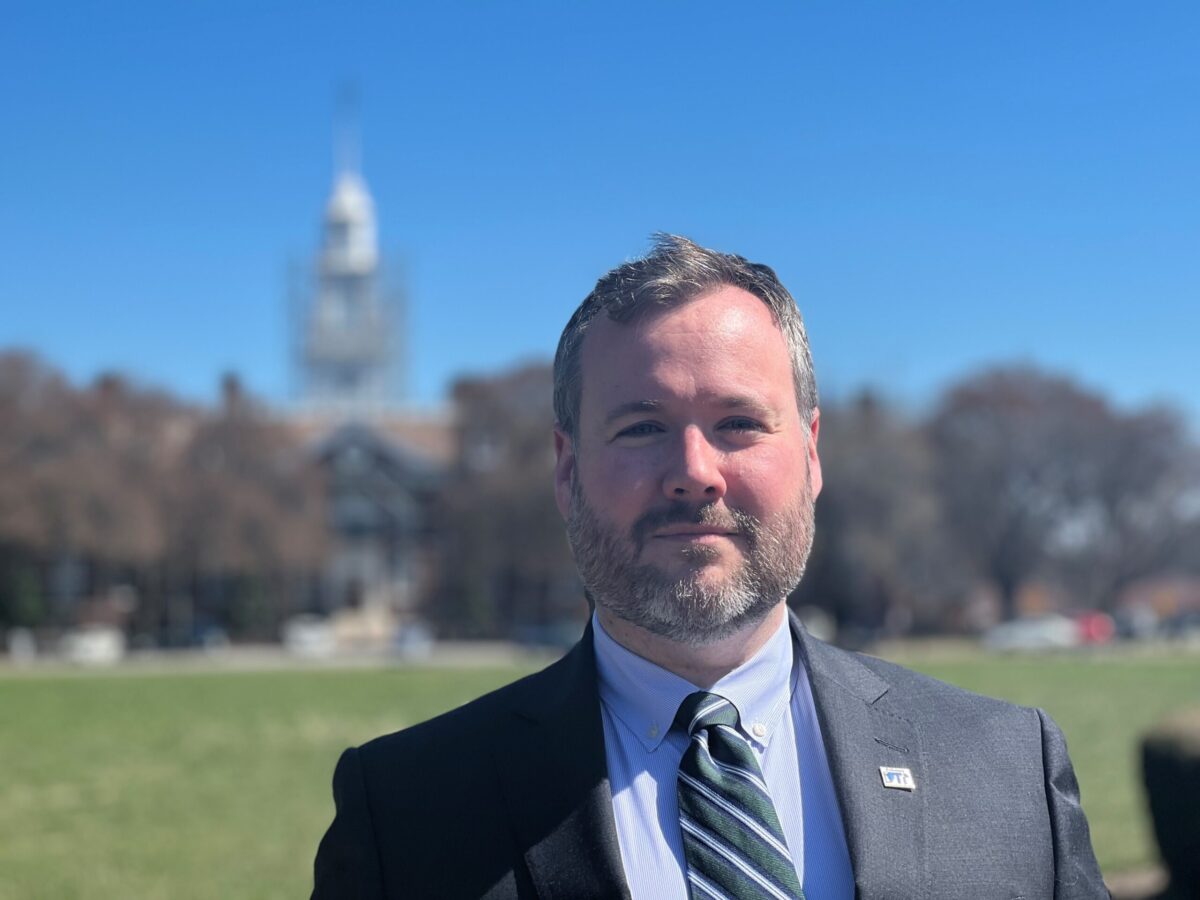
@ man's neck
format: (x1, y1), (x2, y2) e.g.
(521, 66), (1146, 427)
(595, 603), (789, 689)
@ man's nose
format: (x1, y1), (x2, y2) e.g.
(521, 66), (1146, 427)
(662, 425), (727, 500)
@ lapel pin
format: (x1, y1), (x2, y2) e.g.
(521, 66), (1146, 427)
(879, 766), (916, 791)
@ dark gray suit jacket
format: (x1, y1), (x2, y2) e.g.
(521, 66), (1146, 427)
(312, 616), (1108, 899)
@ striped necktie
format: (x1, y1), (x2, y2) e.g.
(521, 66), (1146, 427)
(674, 691), (805, 900)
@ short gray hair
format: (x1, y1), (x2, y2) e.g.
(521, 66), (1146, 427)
(553, 233), (818, 438)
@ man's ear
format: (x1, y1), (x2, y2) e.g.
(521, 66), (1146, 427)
(553, 426), (575, 520)
(807, 407), (823, 499)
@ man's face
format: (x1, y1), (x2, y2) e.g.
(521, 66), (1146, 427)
(554, 285), (823, 645)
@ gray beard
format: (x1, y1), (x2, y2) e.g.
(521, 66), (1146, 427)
(565, 477), (815, 646)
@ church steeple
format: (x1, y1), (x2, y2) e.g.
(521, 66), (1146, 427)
(323, 85), (376, 276)
(297, 89), (397, 419)
(322, 169), (377, 276)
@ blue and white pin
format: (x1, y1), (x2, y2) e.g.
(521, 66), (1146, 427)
(879, 766), (916, 791)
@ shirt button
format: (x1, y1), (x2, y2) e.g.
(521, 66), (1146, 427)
(752, 722), (767, 739)
(647, 724), (659, 739)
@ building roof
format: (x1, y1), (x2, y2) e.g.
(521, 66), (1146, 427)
(289, 409), (456, 469)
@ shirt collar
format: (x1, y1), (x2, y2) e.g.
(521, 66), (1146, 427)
(592, 610), (797, 753)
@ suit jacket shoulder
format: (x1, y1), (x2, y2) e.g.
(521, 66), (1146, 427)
(797, 628), (1108, 899)
(313, 631), (628, 900)
(842, 645), (1037, 726)
(356, 650), (568, 766)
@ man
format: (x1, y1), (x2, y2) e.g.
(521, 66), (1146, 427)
(313, 235), (1108, 899)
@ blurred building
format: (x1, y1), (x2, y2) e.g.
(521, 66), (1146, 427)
(297, 158), (397, 417)
(288, 130), (451, 630)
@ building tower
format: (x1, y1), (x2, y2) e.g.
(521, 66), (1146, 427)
(295, 104), (402, 418)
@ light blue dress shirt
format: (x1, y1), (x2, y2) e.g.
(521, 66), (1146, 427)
(593, 612), (855, 900)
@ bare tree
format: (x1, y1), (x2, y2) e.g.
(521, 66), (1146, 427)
(795, 391), (967, 636)
(0, 356), (185, 625)
(0, 354), (326, 640)
(928, 365), (1199, 618)
(1047, 406), (1200, 609)
(158, 375), (326, 640)
(431, 364), (580, 639)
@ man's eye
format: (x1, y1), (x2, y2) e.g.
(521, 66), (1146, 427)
(616, 422), (663, 437)
(721, 417), (764, 432)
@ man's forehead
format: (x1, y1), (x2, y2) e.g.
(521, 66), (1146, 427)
(574, 287), (794, 417)
(581, 287), (779, 352)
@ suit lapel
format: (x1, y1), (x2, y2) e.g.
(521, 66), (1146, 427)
(493, 624), (631, 900)
(793, 618), (927, 900)
(492, 614), (929, 899)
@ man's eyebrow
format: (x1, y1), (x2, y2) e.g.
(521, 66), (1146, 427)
(715, 395), (776, 418)
(602, 396), (778, 425)
(603, 400), (663, 425)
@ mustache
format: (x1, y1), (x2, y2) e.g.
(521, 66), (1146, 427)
(632, 501), (759, 547)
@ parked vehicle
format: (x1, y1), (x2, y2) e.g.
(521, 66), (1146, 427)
(982, 614), (1080, 652)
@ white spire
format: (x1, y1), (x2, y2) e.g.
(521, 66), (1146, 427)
(296, 88), (402, 420)
(323, 84), (376, 274)
(334, 82), (361, 178)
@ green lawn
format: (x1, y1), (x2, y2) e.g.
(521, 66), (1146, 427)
(1, 648), (1195, 898)
(0, 664), (540, 900)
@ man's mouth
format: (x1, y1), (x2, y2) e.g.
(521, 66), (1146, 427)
(652, 525), (739, 539)
(632, 502), (752, 551)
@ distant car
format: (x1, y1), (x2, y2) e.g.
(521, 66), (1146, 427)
(393, 621), (435, 659)
(60, 625), (126, 665)
(982, 614), (1080, 652)
(1161, 610), (1200, 641)
(1111, 607), (1159, 641)
(282, 614), (336, 658)
(1073, 611), (1116, 645)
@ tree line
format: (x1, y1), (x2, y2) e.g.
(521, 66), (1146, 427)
(0, 353), (325, 642)
(2, 349), (1197, 643)
(431, 363), (1200, 639)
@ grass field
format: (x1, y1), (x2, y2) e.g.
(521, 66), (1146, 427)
(1, 646), (1196, 898)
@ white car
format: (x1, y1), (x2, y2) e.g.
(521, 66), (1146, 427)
(982, 614), (1080, 652)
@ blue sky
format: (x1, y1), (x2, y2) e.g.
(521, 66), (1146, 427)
(2, 2), (1197, 423)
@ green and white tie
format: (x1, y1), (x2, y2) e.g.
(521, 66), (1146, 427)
(675, 691), (805, 900)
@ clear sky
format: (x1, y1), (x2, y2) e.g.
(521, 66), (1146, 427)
(2, 2), (1197, 423)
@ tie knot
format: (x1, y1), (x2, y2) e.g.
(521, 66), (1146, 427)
(674, 690), (740, 736)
